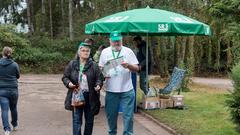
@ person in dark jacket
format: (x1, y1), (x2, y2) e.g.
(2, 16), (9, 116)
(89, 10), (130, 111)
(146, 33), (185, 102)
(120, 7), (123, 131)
(133, 36), (151, 95)
(62, 42), (103, 135)
(0, 46), (20, 135)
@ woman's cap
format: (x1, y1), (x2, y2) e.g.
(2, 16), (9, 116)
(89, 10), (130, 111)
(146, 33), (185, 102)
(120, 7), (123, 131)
(78, 42), (91, 49)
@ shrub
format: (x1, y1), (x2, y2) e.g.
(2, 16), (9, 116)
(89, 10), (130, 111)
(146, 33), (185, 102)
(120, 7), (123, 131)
(0, 25), (30, 48)
(227, 63), (240, 131)
(0, 25), (76, 73)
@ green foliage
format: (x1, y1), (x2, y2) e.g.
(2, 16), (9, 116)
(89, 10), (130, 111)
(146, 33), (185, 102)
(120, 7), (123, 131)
(0, 25), (30, 48)
(0, 25), (75, 73)
(17, 36), (76, 73)
(210, 0), (240, 66)
(225, 23), (240, 64)
(178, 61), (191, 92)
(227, 63), (240, 131)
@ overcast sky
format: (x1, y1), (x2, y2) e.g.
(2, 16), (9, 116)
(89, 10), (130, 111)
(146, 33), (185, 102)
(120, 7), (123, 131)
(0, 1), (28, 33)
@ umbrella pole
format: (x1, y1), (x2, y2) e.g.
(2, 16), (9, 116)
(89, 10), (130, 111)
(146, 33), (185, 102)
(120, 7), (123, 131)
(146, 33), (149, 95)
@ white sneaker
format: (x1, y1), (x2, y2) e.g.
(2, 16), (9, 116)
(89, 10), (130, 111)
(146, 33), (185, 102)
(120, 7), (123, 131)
(4, 130), (10, 135)
(13, 126), (18, 131)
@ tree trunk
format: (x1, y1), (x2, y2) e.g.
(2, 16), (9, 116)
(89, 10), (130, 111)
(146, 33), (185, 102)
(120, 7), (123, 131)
(162, 37), (169, 77)
(172, 36), (176, 66)
(180, 36), (194, 90)
(165, 37), (169, 76)
(11, 1), (16, 24)
(226, 40), (233, 69)
(49, 0), (53, 39)
(214, 19), (222, 72)
(215, 39), (221, 72)
(181, 37), (187, 66)
(208, 39), (212, 67)
(149, 37), (155, 74)
(176, 37), (181, 66)
(93, 0), (98, 19)
(41, 0), (46, 32)
(30, 0), (35, 32)
(26, 0), (33, 35)
(136, 0), (142, 8)
(124, 0), (128, 10)
(157, 37), (163, 75)
(176, 37), (187, 68)
(186, 36), (195, 74)
(199, 41), (204, 73)
(61, 0), (65, 34)
(75, 0), (81, 14)
(194, 39), (200, 74)
(69, 0), (73, 40)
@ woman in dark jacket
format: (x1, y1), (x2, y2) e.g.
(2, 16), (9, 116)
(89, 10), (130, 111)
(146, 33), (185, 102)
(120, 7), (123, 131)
(0, 46), (20, 135)
(62, 42), (103, 135)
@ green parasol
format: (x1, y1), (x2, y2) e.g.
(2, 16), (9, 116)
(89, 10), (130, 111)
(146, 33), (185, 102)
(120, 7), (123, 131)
(85, 6), (211, 36)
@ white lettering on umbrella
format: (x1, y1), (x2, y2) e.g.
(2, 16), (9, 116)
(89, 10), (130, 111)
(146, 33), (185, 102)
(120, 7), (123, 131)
(105, 16), (129, 22)
(158, 24), (168, 32)
(205, 26), (210, 35)
(170, 17), (193, 23)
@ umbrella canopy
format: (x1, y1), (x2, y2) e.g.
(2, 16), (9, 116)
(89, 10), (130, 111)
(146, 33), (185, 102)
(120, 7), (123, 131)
(85, 6), (211, 36)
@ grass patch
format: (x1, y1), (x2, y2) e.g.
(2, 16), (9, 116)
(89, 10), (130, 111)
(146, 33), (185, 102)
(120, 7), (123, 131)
(137, 78), (239, 135)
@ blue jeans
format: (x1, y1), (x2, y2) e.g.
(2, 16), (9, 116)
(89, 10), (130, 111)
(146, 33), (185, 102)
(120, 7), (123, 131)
(0, 91), (18, 131)
(72, 92), (94, 135)
(105, 90), (135, 135)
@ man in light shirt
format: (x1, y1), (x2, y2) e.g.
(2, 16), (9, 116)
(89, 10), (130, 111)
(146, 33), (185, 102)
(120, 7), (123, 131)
(99, 31), (139, 135)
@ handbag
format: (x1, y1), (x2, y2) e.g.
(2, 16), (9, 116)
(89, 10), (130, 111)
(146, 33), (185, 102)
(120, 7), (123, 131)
(71, 89), (85, 107)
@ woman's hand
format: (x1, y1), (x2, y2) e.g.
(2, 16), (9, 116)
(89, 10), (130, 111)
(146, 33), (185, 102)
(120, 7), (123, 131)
(95, 85), (101, 92)
(68, 82), (77, 89)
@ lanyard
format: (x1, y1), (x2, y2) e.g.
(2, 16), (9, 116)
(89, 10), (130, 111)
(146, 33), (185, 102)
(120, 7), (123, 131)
(112, 49), (121, 59)
(79, 63), (84, 82)
(111, 50), (122, 76)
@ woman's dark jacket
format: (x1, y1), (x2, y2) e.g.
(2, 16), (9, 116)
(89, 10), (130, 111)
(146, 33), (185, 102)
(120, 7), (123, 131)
(62, 58), (103, 115)
(0, 58), (20, 96)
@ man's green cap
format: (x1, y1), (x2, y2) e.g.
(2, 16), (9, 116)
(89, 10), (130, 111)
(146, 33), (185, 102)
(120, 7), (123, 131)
(110, 31), (122, 41)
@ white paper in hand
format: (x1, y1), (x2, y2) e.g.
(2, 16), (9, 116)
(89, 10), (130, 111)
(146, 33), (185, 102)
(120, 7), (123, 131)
(103, 56), (124, 77)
